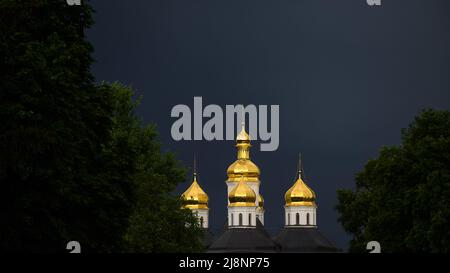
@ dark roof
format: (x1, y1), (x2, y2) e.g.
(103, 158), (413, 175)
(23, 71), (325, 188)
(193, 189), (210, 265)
(207, 219), (280, 253)
(202, 229), (215, 248)
(274, 227), (339, 253)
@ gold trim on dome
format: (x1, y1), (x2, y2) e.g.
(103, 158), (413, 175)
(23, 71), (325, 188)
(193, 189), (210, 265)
(285, 155), (316, 207)
(284, 176), (316, 207)
(181, 172), (209, 210)
(228, 176), (257, 207)
(236, 126), (251, 142)
(226, 121), (261, 182)
(227, 159), (260, 182)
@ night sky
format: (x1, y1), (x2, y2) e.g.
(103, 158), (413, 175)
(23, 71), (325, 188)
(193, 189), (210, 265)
(87, 0), (450, 250)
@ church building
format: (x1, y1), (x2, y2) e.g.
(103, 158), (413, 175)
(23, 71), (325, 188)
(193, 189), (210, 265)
(180, 122), (338, 252)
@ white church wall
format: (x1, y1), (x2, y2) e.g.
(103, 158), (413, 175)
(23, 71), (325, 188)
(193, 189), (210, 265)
(284, 206), (316, 227)
(227, 206), (257, 228)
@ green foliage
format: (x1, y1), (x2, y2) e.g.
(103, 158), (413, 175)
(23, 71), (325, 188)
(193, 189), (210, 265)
(0, 0), (202, 252)
(0, 0), (115, 252)
(104, 83), (203, 253)
(337, 109), (450, 253)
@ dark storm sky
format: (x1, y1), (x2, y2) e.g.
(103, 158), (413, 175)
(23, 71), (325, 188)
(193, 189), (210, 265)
(87, 0), (450, 250)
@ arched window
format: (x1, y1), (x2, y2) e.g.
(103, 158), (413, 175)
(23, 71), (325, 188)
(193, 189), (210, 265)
(231, 213), (234, 226)
(200, 217), (204, 228)
(239, 213), (243, 226)
(248, 213), (252, 226)
(288, 213), (290, 225)
(296, 213), (300, 225)
(306, 213), (310, 225)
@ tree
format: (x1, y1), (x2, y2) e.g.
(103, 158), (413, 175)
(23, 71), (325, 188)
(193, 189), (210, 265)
(103, 83), (203, 253)
(336, 109), (450, 253)
(0, 0), (202, 252)
(0, 0), (119, 252)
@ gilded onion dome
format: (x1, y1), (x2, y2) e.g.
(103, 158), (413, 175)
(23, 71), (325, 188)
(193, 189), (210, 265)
(285, 155), (316, 207)
(226, 121), (260, 182)
(181, 171), (209, 210)
(228, 176), (257, 207)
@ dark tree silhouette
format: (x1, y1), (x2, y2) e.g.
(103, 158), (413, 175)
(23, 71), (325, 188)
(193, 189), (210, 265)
(337, 109), (450, 253)
(0, 0), (202, 252)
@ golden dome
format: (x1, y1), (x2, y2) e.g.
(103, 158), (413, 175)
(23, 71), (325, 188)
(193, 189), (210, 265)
(226, 122), (260, 182)
(258, 194), (264, 208)
(181, 174), (208, 209)
(285, 173), (316, 207)
(236, 126), (250, 142)
(228, 176), (257, 207)
(227, 160), (260, 182)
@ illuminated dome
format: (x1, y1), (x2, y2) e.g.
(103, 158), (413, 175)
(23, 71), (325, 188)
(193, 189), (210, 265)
(181, 173), (209, 209)
(285, 173), (316, 207)
(227, 160), (260, 182)
(228, 176), (257, 207)
(226, 123), (260, 182)
(236, 127), (250, 142)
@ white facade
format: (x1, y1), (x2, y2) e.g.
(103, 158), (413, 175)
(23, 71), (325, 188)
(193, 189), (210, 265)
(256, 207), (265, 225)
(227, 206), (257, 228)
(193, 208), (209, 229)
(227, 179), (264, 226)
(284, 205), (316, 227)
